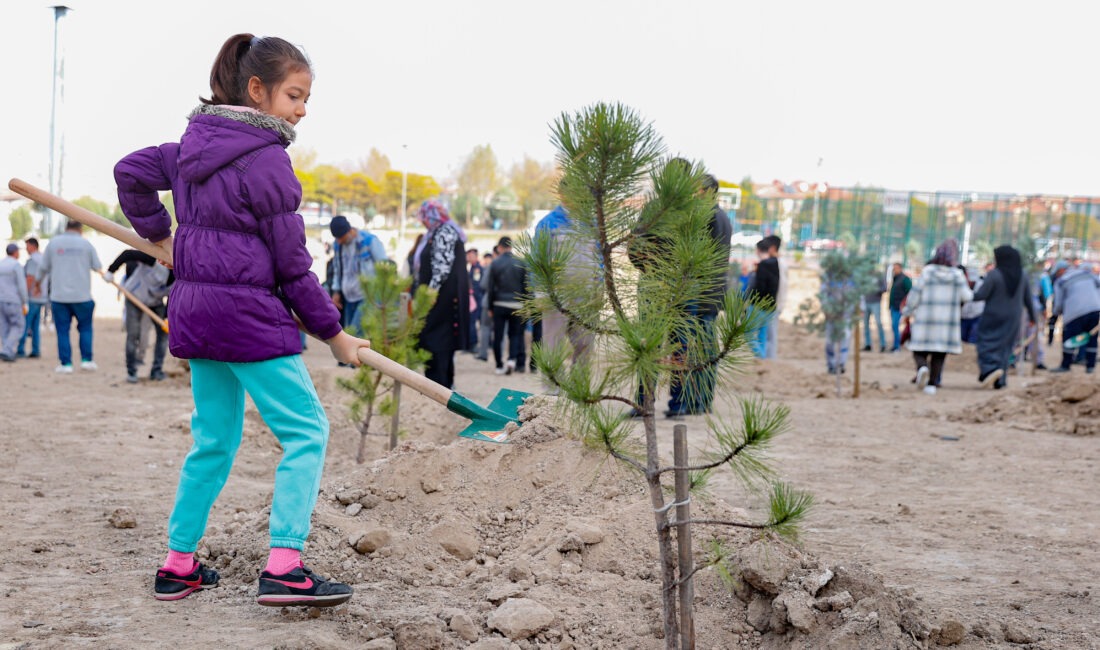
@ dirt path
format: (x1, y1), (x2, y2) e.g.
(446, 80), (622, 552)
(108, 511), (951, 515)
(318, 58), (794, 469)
(1, 314), (1098, 648)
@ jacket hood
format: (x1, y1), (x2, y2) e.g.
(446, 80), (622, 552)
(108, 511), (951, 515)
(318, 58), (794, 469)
(535, 205), (570, 233)
(178, 105), (297, 183)
(925, 264), (960, 281)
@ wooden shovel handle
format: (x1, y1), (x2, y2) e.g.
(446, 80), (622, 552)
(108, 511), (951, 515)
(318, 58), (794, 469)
(97, 270), (169, 333)
(357, 347), (452, 407)
(7, 178), (173, 267)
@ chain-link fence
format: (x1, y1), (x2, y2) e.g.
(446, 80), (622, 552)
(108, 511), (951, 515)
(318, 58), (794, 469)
(732, 187), (1100, 266)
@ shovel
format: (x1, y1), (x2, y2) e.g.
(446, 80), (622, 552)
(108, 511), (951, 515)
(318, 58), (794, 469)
(354, 348), (527, 442)
(8, 178), (527, 443)
(1063, 324), (1100, 350)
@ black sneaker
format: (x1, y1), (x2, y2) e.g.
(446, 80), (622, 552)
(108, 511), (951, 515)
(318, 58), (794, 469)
(154, 563), (219, 601)
(150, 369), (166, 381)
(256, 565), (353, 607)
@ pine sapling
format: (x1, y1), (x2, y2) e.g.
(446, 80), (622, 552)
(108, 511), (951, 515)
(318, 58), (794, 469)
(794, 249), (880, 396)
(337, 262), (436, 460)
(521, 103), (812, 649)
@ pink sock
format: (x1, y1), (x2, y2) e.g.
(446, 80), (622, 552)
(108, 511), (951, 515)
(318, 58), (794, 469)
(264, 547), (301, 575)
(162, 550), (196, 575)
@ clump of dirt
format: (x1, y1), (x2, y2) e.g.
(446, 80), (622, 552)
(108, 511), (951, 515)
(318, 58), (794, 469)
(503, 394), (563, 447)
(199, 432), (954, 648)
(950, 374), (1100, 435)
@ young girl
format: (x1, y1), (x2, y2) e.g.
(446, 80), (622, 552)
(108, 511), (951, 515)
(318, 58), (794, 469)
(114, 33), (369, 607)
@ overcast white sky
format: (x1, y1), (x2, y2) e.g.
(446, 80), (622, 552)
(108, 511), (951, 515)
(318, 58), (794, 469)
(3, 0), (1097, 203)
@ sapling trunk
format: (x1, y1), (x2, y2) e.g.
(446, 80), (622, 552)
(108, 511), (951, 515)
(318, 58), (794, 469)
(642, 388), (680, 648)
(673, 424), (695, 649)
(355, 373), (384, 464)
(389, 381), (402, 451)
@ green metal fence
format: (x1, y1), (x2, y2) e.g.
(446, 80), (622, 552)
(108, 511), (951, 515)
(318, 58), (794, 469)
(738, 188), (1100, 266)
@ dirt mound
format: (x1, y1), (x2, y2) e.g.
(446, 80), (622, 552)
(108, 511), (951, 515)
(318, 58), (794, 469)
(198, 432), (955, 648)
(950, 374), (1100, 435)
(503, 394), (563, 447)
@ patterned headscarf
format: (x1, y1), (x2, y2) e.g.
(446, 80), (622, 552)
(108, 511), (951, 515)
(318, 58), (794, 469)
(413, 200), (466, 280)
(930, 238), (959, 267)
(417, 200), (450, 231)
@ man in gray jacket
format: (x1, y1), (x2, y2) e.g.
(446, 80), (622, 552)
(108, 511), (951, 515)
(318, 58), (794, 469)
(0, 243), (29, 361)
(1050, 259), (1100, 374)
(34, 221), (103, 373)
(17, 238), (48, 358)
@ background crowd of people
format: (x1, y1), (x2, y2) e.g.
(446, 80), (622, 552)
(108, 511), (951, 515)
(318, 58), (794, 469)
(5, 212), (1100, 406)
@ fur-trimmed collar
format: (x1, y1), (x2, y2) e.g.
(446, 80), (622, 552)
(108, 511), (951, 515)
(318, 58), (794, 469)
(188, 104), (296, 144)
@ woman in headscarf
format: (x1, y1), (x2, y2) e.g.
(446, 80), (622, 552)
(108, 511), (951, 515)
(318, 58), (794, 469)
(901, 239), (974, 395)
(973, 246), (1036, 388)
(412, 201), (469, 388)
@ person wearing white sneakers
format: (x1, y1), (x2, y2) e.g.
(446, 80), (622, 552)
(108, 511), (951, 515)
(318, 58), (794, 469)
(903, 239), (973, 396)
(33, 221), (103, 373)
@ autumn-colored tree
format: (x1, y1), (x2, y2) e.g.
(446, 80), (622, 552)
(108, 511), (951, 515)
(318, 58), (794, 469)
(377, 170), (442, 220)
(455, 144), (501, 225)
(360, 147), (391, 182)
(334, 172), (380, 217)
(737, 176), (766, 227)
(509, 156), (558, 225)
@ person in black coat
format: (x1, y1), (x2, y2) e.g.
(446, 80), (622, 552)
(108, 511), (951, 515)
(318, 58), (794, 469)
(485, 237), (528, 375)
(748, 239), (780, 357)
(412, 201), (469, 388)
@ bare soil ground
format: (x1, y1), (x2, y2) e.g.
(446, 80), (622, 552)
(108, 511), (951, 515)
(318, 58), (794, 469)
(2, 273), (1098, 648)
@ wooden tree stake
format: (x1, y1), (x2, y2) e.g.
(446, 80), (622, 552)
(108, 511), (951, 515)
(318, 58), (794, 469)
(673, 424), (695, 650)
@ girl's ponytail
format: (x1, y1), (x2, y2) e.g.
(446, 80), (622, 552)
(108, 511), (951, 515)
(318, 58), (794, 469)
(201, 33), (255, 106)
(199, 33), (311, 108)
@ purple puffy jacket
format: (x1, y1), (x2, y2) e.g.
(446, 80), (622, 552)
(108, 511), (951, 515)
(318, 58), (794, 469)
(114, 105), (341, 362)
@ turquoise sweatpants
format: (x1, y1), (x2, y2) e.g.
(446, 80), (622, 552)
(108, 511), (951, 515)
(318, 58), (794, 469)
(167, 355), (329, 552)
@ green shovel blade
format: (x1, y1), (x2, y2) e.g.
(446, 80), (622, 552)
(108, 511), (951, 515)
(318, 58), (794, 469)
(1065, 332), (1091, 349)
(448, 389), (531, 443)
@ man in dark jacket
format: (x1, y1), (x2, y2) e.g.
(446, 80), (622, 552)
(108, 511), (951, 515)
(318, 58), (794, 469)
(466, 248), (484, 352)
(888, 262), (912, 352)
(667, 174), (732, 416)
(627, 168), (732, 417)
(748, 239), (780, 358)
(486, 237), (527, 375)
(862, 271), (888, 352)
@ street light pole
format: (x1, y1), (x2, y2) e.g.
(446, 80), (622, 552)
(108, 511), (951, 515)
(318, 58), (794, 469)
(399, 144), (408, 252)
(47, 5), (71, 235)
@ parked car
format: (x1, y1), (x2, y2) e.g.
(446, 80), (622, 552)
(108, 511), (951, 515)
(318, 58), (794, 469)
(729, 230), (763, 249)
(802, 238), (845, 252)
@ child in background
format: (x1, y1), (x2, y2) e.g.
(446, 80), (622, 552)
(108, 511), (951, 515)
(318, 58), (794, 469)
(115, 33), (370, 607)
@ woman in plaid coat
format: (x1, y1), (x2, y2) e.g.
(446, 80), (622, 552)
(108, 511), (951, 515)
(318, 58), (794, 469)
(902, 239), (973, 394)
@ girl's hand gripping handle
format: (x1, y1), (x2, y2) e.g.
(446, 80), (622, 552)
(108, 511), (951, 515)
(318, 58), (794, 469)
(326, 330), (370, 366)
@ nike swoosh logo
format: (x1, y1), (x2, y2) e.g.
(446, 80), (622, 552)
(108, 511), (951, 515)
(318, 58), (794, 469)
(159, 574), (202, 587)
(266, 576), (313, 589)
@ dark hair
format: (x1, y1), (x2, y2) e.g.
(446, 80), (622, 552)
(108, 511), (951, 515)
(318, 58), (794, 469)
(702, 174), (719, 193)
(65, 220), (82, 231)
(202, 33), (311, 107)
(25, 237), (39, 247)
(763, 235), (782, 250)
(755, 239), (769, 252)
